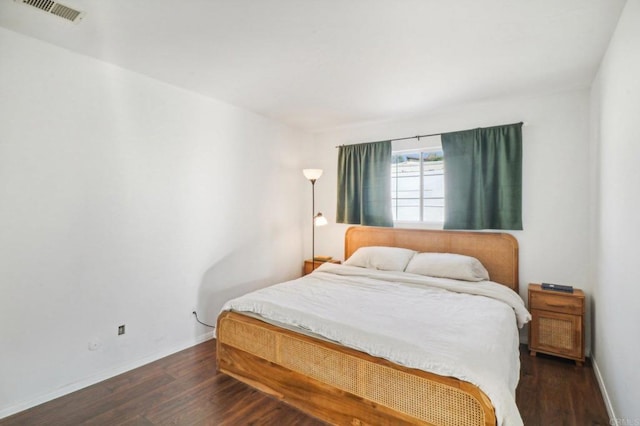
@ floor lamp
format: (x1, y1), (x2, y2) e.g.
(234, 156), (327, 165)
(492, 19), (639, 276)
(303, 169), (328, 271)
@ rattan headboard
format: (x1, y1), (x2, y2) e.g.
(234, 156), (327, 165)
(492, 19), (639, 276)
(344, 226), (519, 292)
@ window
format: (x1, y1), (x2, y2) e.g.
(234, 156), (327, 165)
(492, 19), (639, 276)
(391, 147), (444, 223)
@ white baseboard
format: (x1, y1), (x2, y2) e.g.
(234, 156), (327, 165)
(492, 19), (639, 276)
(592, 356), (616, 424)
(0, 331), (215, 420)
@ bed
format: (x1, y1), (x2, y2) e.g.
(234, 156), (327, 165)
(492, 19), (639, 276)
(216, 226), (527, 426)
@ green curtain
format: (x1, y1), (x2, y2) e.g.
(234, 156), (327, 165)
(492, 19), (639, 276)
(441, 123), (523, 230)
(336, 141), (393, 227)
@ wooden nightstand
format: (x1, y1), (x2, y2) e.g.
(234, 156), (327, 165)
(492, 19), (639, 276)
(528, 283), (585, 366)
(303, 259), (340, 275)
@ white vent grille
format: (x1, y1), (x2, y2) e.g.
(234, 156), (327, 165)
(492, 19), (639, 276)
(16, 0), (84, 23)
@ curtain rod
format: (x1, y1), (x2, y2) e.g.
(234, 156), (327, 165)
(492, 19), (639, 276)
(334, 121), (526, 148)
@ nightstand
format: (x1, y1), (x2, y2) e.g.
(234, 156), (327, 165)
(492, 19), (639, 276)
(303, 259), (340, 275)
(528, 283), (585, 366)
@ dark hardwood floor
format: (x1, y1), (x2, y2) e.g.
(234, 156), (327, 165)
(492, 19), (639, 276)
(517, 349), (610, 426)
(1, 342), (609, 425)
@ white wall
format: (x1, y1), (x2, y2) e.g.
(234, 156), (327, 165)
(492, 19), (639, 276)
(309, 89), (592, 346)
(0, 27), (309, 417)
(590, 0), (640, 421)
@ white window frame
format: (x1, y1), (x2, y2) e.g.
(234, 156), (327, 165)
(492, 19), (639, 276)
(391, 137), (444, 228)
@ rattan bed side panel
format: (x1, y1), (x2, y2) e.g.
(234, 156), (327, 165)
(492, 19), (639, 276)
(217, 313), (278, 363)
(218, 312), (494, 426)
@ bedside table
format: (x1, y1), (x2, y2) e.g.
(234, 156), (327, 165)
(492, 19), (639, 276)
(528, 283), (585, 366)
(303, 259), (340, 275)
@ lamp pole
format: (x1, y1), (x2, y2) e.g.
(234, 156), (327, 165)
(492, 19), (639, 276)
(310, 177), (317, 271)
(303, 169), (323, 273)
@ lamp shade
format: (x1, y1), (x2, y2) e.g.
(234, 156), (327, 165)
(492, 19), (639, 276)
(303, 169), (323, 181)
(314, 212), (328, 227)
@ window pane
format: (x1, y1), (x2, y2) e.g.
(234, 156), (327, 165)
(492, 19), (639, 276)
(396, 208), (420, 221)
(422, 150), (444, 222)
(392, 154), (421, 221)
(392, 149), (444, 223)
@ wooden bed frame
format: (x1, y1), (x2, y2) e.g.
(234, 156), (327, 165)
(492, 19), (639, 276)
(217, 226), (519, 426)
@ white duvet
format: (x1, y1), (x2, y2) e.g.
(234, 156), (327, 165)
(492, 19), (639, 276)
(221, 263), (531, 426)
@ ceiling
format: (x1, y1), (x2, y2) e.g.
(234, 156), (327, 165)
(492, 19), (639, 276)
(0, 0), (627, 131)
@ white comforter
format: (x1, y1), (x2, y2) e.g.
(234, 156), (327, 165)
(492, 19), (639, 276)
(221, 263), (531, 426)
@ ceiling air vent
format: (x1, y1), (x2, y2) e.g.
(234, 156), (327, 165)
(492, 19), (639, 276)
(15, 0), (85, 23)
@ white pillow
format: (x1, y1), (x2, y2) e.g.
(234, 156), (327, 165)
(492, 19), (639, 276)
(404, 252), (490, 282)
(345, 246), (417, 271)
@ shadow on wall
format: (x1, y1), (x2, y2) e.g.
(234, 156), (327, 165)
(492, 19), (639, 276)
(195, 229), (302, 330)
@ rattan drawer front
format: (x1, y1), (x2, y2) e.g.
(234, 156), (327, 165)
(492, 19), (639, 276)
(529, 310), (583, 359)
(530, 291), (583, 315)
(538, 314), (574, 351)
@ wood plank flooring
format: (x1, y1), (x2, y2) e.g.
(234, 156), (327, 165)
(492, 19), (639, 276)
(517, 349), (610, 425)
(1, 342), (610, 425)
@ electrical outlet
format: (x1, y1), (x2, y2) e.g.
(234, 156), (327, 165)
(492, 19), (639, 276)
(118, 325), (125, 335)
